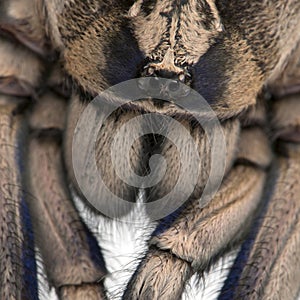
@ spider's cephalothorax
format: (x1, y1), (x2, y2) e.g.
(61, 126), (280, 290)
(1, 0), (300, 299)
(133, 0), (223, 92)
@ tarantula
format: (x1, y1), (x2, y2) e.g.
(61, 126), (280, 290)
(1, 0), (300, 299)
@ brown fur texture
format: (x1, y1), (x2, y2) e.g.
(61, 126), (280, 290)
(0, 0), (300, 299)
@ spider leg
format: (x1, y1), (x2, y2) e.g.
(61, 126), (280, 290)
(1, 2), (108, 297)
(27, 90), (108, 299)
(219, 52), (300, 299)
(0, 34), (43, 298)
(220, 98), (300, 300)
(122, 106), (272, 299)
(0, 97), (38, 299)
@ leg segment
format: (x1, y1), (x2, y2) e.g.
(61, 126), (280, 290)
(220, 94), (300, 300)
(0, 23), (44, 298)
(0, 3), (108, 298)
(219, 45), (300, 300)
(27, 89), (107, 299)
(0, 96), (38, 300)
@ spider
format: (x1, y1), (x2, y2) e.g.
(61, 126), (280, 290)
(0, 0), (300, 299)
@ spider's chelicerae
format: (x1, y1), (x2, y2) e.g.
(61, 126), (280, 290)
(1, 0), (300, 299)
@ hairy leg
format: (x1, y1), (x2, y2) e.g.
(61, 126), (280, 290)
(219, 46), (300, 300)
(0, 1), (108, 298)
(27, 88), (107, 299)
(0, 35), (41, 299)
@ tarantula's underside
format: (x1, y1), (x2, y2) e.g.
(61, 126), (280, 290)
(1, 0), (300, 299)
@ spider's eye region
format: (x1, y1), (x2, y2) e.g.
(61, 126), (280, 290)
(179, 73), (185, 82)
(137, 77), (191, 98)
(147, 67), (155, 76)
(168, 80), (180, 92)
(165, 79), (191, 98)
(149, 77), (160, 89)
(138, 64), (192, 98)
